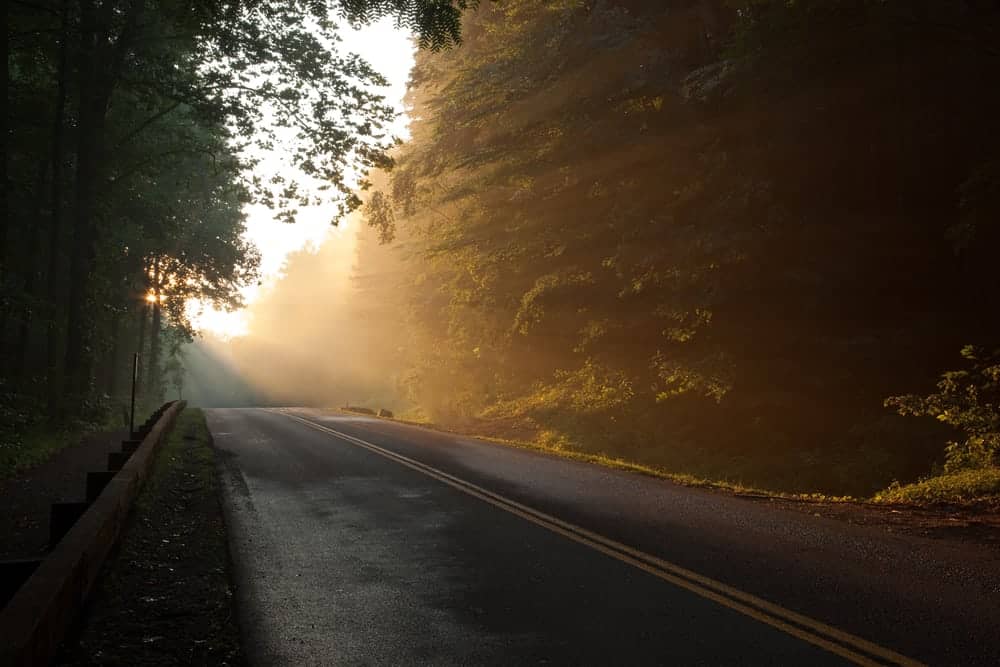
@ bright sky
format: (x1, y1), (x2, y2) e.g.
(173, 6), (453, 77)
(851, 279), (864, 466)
(188, 18), (415, 338)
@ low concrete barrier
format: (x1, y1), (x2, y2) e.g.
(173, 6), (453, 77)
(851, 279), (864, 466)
(0, 400), (186, 667)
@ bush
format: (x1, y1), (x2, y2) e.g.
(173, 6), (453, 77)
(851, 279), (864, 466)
(874, 468), (1000, 504)
(885, 346), (1000, 471)
(0, 385), (43, 458)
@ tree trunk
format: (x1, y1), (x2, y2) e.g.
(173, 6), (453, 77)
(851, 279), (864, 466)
(0, 0), (8, 275)
(107, 310), (120, 398)
(0, 0), (9, 365)
(135, 300), (149, 395)
(63, 140), (101, 398)
(45, 0), (70, 411)
(64, 0), (104, 400)
(14, 159), (51, 387)
(146, 260), (162, 399)
(64, 0), (143, 403)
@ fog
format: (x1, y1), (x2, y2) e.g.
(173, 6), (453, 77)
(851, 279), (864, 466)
(181, 208), (411, 413)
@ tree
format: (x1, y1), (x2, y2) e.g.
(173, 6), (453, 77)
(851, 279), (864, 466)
(5, 0), (483, 421)
(336, 0), (1000, 496)
(886, 347), (1000, 472)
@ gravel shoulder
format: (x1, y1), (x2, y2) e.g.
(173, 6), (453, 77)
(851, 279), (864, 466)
(56, 408), (242, 666)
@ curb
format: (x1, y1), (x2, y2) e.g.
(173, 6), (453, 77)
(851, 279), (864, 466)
(0, 400), (187, 666)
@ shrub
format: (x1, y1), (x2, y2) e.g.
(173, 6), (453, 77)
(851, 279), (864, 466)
(885, 346), (1000, 471)
(874, 468), (1000, 504)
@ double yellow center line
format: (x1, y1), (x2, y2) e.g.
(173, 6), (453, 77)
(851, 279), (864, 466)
(281, 411), (923, 667)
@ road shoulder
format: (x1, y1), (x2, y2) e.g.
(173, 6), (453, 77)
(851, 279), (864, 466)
(55, 408), (242, 666)
(324, 407), (1000, 547)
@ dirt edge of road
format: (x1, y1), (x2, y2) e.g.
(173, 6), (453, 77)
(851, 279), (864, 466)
(55, 408), (243, 666)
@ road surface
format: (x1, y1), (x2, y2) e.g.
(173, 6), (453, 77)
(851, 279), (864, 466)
(206, 408), (1000, 666)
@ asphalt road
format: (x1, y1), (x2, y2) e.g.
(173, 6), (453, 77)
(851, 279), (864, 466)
(206, 408), (1000, 666)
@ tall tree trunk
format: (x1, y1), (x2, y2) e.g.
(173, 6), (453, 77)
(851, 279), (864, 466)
(14, 159), (51, 387)
(106, 309), (120, 398)
(146, 259), (162, 399)
(64, 0), (142, 403)
(45, 0), (70, 412)
(0, 0), (8, 274)
(135, 300), (149, 395)
(64, 0), (104, 400)
(0, 0), (10, 369)
(147, 302), (162, 401)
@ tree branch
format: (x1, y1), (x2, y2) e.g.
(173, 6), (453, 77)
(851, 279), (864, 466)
(110, 147), (221, 190)
(113, 101), (182, 151)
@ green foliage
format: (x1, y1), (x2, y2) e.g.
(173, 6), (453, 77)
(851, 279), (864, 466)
(3, 0), (478, 423)
(360, 0), (738, 427)
(0, 386), (44, 477)
(652, 351), (731, 404)
(874, 467), (1000, 505)
(885, 346), (1000, 472)
(342, 0), (1000, 496)
(163, 356), (186, 400)
(337, 0), (484, 50)
(0, 425), (71, 481)
(365, 191), (398, 243)
(0, 383), (119, 480)
(489, 359), (636, 418)
(173, 0), (402, 218)
(951, 160), (1000, 254)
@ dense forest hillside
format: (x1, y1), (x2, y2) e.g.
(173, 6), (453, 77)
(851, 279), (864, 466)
(1, 1), (455, 450)
(332, 0), (999, 495)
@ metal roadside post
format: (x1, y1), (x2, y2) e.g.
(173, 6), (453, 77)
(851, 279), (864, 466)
(129, 352), (139, 439)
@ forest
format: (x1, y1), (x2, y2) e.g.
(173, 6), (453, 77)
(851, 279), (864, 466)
(209, 0), (1000, 498)
(0, 1), (465, 467)
(5, 1), (1000, 499)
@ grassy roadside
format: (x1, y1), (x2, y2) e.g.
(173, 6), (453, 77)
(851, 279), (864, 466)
(56, 408), (242, 666)
(873, 467), (1000, 505)
(0, 400), (162, 481)
(456, 432), (851, 501)
(342, 407), (1000, 508)
(341, 407), (855, 501)
(0, 425), (89, 480)
(478, 430), (1000, 507)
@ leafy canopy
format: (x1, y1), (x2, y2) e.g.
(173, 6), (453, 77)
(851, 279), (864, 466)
(886, 346), (1000, 471)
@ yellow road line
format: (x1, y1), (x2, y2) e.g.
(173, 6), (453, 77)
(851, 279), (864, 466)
(279, 410), (924, 667)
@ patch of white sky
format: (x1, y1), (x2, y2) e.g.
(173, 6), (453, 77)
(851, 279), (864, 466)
(187, 17), (415, 338)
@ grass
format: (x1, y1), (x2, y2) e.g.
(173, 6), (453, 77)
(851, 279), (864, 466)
(464, 431), (857, 502)
(335, 405), (1000, 507)
(873, 467), (1000, 505)
(0, 401), (165, 481)
(134, 407), (215, 510)
(470, 427), (1000, 507)
(0, 414), (123, 481)
(332, 406), (857, 503)
(0, 424), (78, 479)
(57, 406), (242, 665)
